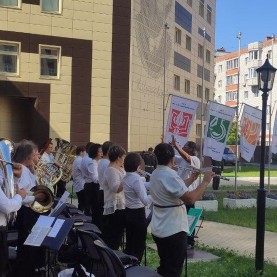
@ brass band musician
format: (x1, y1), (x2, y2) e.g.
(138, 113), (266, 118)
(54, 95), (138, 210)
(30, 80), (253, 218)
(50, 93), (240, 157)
(0, 164), (26, 277)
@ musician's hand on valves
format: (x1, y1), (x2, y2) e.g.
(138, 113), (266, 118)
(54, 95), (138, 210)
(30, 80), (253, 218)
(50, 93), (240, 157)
(35, 192), (46, 202)
(17, 187), (27, 199)
(12, 163), (22, 178)
(202, 171), (215, 183)
(191, 171), (199, 181)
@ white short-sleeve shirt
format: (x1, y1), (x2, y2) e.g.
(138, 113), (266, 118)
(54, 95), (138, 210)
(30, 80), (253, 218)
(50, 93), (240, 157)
(149, 165), (189, 238)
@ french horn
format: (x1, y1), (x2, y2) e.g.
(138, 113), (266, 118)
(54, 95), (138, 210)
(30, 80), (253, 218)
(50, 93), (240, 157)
(0, 138), (16, 224)
(53, 138), (76, 182)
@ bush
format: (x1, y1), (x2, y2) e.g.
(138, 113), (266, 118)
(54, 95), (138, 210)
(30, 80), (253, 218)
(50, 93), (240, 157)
(202, 192), (217, 200)
(226, 191), (251, 199)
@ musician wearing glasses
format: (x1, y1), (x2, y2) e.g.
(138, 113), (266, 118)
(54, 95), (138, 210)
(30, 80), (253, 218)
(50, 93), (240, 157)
(40, 140), (54, 164)
(0, 164), (26, 277)
(149, 143), (214, 277)
(13, 140), (47, 277)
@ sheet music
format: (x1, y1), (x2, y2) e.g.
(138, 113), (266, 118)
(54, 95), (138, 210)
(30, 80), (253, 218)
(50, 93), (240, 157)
(24, 215), (55, 246)
(47, 218), (65, 237)
(59, 191), (70, 203)
(24, 226), (51, 246)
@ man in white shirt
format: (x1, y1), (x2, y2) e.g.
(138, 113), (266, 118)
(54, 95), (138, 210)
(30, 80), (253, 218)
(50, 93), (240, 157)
(171, 136), (201, 248)
(149, 143), (213, 277)
(72, 146), (86, 211)
(0, 164), (26, 277)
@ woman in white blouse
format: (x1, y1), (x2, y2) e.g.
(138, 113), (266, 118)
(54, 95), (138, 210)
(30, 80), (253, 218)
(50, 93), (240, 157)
(102, 144), (126, 250)
(122, 152), (152, 262)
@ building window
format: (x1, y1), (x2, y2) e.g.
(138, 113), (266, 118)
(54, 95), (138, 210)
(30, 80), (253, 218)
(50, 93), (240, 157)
(226, 58), (238, 70)
(207, 5), (212, 24)
(0, 42), (19, 75)
(245, 57), (248, 64)
(184, 79), (190, 94)
(175, 28), (181, 44)
(205, 88), (210, 100)
(244, 74), (248, 83)
(187, 0), (192, 6)
(206, 49), (210, 63)
(218, 95), (222, 103)
(41, 0), (61, 13)
(218, 80), (222, 88)
(199, 0), (204, 18)
(252, 86), (259, 97)
(185, 35), (191, 51)
(197, 84), (203, 98)
(226, 91), (237, 101)
(226, 74), (238, 86)
(218, 64), (222, 73)
(249, 50), (262, 60)
(244, 91), (248, 99)
(248, 67), (258, 79)
(0, 0), (19, 7)
(174, 75), (180, 91)
(40, 45), (61, 78)
(268, 50), (272, 59)
(196, 124), (202, 136)
(198, 44), (204, 59)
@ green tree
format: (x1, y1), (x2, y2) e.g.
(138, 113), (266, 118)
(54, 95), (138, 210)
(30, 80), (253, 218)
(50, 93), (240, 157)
(227, 122), (240, 145)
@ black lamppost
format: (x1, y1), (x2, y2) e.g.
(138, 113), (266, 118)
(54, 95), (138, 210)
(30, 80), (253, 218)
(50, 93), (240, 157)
(255, 56), (276, 273)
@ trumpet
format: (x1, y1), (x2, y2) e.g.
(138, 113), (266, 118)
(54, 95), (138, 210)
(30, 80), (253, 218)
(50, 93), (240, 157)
(176, 165), (230, 181)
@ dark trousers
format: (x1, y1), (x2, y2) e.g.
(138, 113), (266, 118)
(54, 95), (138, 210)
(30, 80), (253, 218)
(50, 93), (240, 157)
(98, 190), (104, 232)
(56, 180), (67, 198)
(84, 183), (101, 228)
(186, 203), (195, 246)
(153, 231), (187, 277)
(76, 189), (86, 212)
(124, 207), (147, 262)
(102, 209), (125, 250)
(15, 206), (46, 277)
(0, 228), (8, 277)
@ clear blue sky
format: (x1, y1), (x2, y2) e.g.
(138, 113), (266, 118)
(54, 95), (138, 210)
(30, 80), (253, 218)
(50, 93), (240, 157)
(216, 0), (277, 52)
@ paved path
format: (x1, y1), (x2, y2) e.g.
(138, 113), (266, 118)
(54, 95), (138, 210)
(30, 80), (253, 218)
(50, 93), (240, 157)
(198, 221), (277, 265)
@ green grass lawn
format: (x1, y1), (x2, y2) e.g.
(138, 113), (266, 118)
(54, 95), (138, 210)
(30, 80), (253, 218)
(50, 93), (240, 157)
(223, 164), (277, 177)
(202, 189), (277, 232)
(144, 236), (277, 277)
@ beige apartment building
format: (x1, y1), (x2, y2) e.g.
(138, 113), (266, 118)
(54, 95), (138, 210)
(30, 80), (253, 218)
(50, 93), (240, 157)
(0, 0), (215, 150)
(214, 37), (277, 144)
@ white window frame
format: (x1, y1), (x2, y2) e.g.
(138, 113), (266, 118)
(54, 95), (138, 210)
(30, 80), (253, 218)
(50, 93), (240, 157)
(185, 35), (191, 51)
(0, 41), (20, 76)
(175, 28), (181, 45)
(0, 0), (21, 8)
(174, 75), (180, 91)
(184, 79), (190, 94)
(248, 67), (258, 79)
(41, 0), (62, 14)
(218, 80), (222, 88)
(218, 64), (222, 73)
(39, 45), (61, 79)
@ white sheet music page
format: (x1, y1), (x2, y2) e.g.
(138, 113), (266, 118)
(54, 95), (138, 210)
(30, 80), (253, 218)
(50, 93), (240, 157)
(24, 215), (55, 246)
(47, 218), (65, 237)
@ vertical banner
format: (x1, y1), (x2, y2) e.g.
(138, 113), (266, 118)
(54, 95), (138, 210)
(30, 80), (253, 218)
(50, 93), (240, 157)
(165, 95), (199, 148)
(271, 112), (277, 154)
(240, 104), (262, 162)
(203, 101), (236, 161)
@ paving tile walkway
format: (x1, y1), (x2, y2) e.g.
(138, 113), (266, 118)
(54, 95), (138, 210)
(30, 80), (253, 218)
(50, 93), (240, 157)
(197, 221), (277, 265)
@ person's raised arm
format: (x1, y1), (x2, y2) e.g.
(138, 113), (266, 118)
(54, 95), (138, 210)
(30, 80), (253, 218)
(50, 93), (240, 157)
(170, 135), (191, 163)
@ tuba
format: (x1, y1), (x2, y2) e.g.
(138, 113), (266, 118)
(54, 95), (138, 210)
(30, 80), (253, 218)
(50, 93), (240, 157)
(53, 138), (76, 182)
(0, 139), (16, 224)
(30, 162), (63, 213)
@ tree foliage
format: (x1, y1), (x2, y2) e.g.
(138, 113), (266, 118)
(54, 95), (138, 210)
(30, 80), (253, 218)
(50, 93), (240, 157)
(227, 122), (240, 145)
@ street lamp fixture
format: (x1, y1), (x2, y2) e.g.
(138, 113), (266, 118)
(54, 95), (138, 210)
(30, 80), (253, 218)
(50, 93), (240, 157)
(255, 56), (276, 273)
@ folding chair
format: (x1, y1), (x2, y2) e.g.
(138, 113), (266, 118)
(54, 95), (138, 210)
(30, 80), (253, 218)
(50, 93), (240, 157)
(94, 239), (161, 277)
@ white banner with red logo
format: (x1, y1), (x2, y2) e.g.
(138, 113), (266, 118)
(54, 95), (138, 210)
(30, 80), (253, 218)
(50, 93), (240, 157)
(165, 95), (199, 150)
(203, 101), (236, 161)
(240, 104), (262, 162)
(270, 111), (277, 154)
